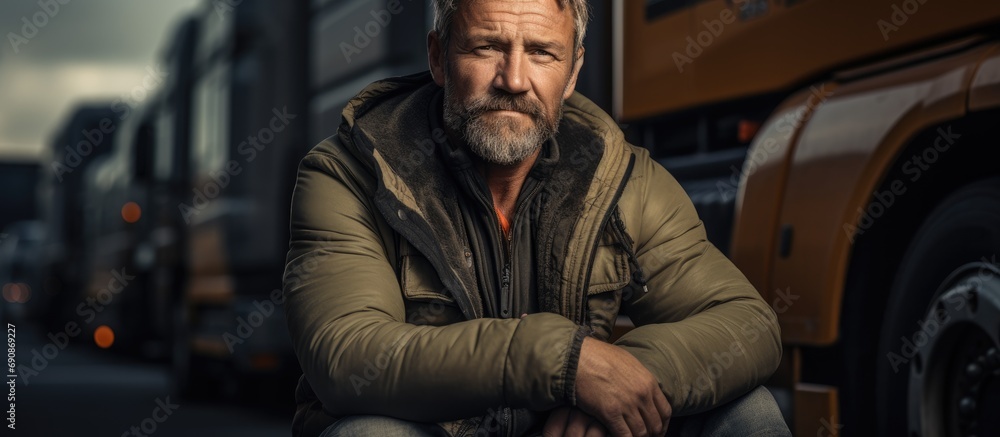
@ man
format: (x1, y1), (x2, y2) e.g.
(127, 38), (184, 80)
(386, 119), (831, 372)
(283, 0), (789, 436)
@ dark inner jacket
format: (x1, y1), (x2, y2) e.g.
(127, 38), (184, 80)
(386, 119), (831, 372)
(282, 71), (782, 437)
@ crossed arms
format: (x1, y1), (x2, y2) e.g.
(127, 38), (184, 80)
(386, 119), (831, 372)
(283, 144), (781, 436)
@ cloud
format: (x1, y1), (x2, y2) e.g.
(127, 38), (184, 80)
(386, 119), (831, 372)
(0, 60), (152, 159)
(0, 0), (201, 160)
(1, 0), (202, 63)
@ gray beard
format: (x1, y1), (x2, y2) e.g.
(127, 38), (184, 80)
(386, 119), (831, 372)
(443, 85), (561, 166)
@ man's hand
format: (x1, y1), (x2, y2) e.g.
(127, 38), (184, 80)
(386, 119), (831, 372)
(543, 406), (608, 437)
(574, 337), (671, 437)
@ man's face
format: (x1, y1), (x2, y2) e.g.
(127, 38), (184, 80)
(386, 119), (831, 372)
(429, 0), (583, 166)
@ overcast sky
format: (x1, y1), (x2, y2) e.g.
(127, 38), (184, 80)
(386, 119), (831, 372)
(0, 0), (202, 161)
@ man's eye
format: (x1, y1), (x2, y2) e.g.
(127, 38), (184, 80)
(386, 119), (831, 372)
(476, 45), (496, 52)
(531, 50), (554, 58)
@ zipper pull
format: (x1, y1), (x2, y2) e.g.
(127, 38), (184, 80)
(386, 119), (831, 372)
(500, 263), (511, 318)
(611, 207), (649, 294)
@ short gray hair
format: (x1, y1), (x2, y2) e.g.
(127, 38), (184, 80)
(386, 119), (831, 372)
(432, 0), (590, 53)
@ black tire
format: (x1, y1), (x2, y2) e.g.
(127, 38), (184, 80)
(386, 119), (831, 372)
(875, 177), (1000, 436)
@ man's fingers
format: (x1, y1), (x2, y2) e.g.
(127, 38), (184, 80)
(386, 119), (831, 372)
(623, 411), (649, 437)
(651, 389), (672, 436)
(543, 406), (572, 437)
(545, 407), (608, 437)
(637, 398), (664, 437)
(603, 415), (632, 437)
(585, 421), (609, 437)
(564, 408), (593, 437)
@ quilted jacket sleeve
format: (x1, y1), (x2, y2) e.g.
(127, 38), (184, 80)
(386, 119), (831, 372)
(613, 147), (782, 415)
(283, 140), (586, 422)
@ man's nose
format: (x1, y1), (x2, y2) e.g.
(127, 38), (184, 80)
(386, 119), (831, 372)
(493, 51), (531, 94)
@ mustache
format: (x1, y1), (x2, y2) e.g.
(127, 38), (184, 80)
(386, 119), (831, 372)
(464, 93), (544, 120)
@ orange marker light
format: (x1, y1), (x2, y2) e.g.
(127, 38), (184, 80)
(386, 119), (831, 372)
(2, 283), (17, 303)
(15, 283), (30, 303)
(2, 283), (30, 303)
(738, 120), (761, 144)
(121, 202), (142, 223)
(94, 325), (115, 349)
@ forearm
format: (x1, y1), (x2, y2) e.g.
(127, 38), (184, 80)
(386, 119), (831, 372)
(288, 298), (583, 422)
(614, 295), (780, 415)
(612, 150), (782, 413)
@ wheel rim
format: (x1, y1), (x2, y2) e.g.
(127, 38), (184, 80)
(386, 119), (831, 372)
(909, 262), (1000, 436)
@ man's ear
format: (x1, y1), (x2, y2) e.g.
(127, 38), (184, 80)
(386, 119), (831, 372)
(427, 31), (446, 87)
(563, 47), (585, 100)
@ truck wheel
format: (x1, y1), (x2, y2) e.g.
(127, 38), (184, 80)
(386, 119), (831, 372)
(876, 177), (1000, 436)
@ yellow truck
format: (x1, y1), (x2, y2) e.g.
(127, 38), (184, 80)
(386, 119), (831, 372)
(610, 0), (1000, 434)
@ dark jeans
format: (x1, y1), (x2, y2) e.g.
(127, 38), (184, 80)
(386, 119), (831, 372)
(319, 386), (791, 437)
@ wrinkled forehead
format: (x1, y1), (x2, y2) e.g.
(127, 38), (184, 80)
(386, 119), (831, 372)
(452, 0), (575, 44)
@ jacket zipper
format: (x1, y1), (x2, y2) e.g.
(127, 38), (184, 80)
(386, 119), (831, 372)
(502, 179), (541, 319)
(500, 259), (512, 317)
(496, 180), (541, 437)
(499, 230), (512, 318)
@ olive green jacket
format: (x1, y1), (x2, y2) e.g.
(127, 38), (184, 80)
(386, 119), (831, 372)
(283, 72), (781, 437)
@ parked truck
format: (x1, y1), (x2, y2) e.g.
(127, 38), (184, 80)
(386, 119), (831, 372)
(610, 0), (1000, 435)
